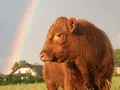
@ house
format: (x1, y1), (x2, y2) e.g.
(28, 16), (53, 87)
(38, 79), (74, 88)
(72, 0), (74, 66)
(0, 73), (8, 81)
(114, 66), (120, 74)
(0, 72), (3, 76)
(9, 63), (43, 76)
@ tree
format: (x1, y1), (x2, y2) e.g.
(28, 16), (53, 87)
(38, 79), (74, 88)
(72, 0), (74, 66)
(11, 60), (28, 71)
(19, 60), (27, 65)
(114, 49), (120, 66)
(12, 62), (19, 71)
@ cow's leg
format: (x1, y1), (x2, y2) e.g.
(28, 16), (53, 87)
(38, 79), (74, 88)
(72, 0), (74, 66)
(64, 64), (78, 90)
(60, 86), (64, 90)
(64, 62), (85, 90)
(94, 57), (113, 90)
(44, 79), (58, 90)
(102, 80), (111, 90)
(43, 64), (58, 90)
(75, 57), (91, 90)
(43, 73), (58, 90)
(94, 71), (112, 90)
(64, 74), (74, 90)
(64, 73), (83, 90)
(64, 67), (76, 90)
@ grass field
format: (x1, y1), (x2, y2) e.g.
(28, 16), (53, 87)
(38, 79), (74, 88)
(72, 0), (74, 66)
(112, 76), (120, 90)
(0, 76), (120, 90)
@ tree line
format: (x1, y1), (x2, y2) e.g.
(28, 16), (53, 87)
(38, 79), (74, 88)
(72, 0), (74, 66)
(114, 49), (120, 66)
(0, 60), (43, 85)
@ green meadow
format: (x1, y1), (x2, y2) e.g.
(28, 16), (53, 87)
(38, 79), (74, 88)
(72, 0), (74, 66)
(0, 76), (120, 90)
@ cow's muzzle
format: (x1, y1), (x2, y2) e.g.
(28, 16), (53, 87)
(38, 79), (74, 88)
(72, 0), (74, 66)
(40, 50), (55, 63)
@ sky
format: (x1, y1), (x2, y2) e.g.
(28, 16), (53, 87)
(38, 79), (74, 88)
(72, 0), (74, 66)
(0, 0), (120, 74)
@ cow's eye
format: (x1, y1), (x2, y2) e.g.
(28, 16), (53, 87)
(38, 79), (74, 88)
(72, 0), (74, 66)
(56, 34), (62, 37)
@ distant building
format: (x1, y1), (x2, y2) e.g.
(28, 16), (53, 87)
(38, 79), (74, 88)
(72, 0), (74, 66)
(0, 72), (3, 76)
(9, 63), (43, 76)
(114, 66), (120, 74)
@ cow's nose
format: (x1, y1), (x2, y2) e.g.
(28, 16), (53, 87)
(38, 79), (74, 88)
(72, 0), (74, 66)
(40, 51), (52, 61)
(40, 52), (45, 61)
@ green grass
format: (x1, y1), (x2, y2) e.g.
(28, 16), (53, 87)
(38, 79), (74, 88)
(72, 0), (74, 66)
(112, 76), (120, 90)
(0, 83), (46, 90)
(0, 76), (120, 90)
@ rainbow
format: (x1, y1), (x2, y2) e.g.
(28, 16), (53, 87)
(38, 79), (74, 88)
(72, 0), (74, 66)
(5, 0), (39, 74)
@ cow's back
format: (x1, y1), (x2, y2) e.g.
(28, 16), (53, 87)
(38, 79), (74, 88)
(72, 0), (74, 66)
(71, 20), (114, 72)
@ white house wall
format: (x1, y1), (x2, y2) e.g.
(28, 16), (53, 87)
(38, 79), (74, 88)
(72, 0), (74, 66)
(114, 67), (120, 74)
(14, 68), (37, 76)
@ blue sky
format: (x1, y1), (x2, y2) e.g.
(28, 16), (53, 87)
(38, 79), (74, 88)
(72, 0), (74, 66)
(0, 0), (120, 74)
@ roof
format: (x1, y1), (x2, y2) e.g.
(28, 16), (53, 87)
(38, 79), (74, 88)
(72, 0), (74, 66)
(9, 63), (43, 76)
(0, 72), (3, 76)
(32, 65), (43, 75)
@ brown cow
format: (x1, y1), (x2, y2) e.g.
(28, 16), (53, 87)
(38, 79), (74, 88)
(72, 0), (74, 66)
(40, 16), (114, 90)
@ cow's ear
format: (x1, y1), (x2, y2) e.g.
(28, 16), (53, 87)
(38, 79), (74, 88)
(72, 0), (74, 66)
(67, 18), (80, 35)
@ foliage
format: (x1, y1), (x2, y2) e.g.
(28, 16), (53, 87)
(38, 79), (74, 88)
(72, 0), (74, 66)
(0, 74), (44, 85)
(113, 72), (120, 76)
(19, 60), (27, 65)
(11, 60), (28, 71)
(114, 49), (120, 66)
(12, 62), (19, 71)
(0, 76), (3, 84)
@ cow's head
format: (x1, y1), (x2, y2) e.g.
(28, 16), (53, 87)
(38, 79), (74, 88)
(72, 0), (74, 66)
(40, 17), (81, 63)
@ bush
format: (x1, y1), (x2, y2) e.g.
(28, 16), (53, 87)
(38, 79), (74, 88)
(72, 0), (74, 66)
(113, 73), (120, 76)
(0, 74), (44, 86)
(0, 76), (3, 85)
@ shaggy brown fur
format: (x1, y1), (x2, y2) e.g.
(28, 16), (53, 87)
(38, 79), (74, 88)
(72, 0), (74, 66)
(40, 16), (114, 90)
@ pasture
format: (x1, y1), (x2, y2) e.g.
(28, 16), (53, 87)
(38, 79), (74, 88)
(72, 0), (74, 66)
(0, 76), (120, 90)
